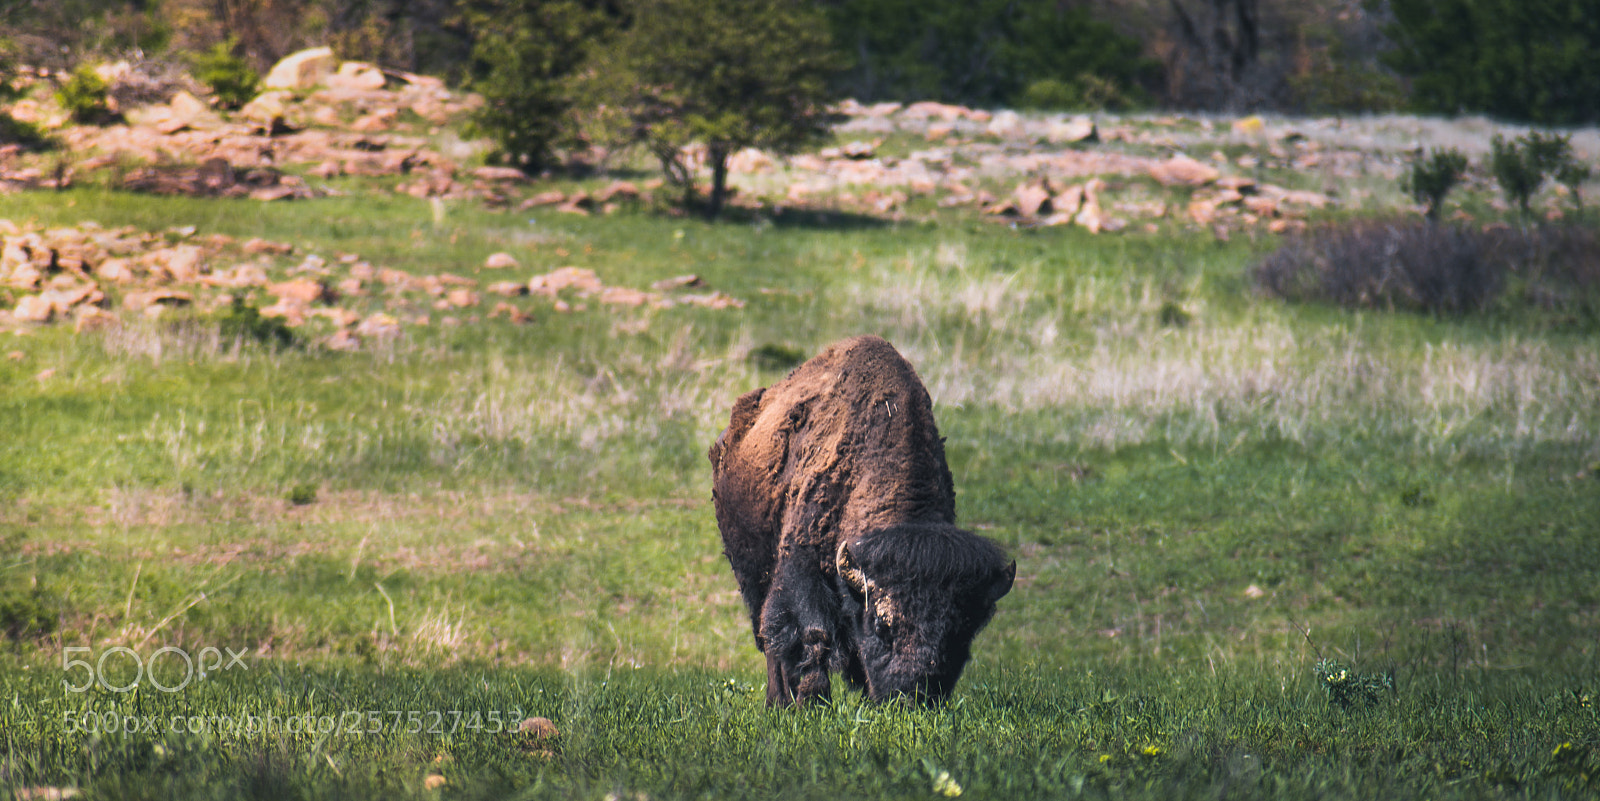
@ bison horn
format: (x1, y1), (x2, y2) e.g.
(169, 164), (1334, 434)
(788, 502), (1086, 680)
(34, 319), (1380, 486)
(987, 560), (1016, 604)
(835, 539), (867, 598)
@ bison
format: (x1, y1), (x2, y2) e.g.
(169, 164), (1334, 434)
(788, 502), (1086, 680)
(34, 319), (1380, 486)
(708, 335), (1014, 706)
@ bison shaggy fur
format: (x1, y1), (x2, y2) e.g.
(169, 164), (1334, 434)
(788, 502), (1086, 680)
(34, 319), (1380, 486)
(708, 335), (1014, 706)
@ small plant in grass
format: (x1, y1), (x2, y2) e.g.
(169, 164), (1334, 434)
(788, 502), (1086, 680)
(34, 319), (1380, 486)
(189, 39), (259, 110)
(56, 64), (116, 125)
(1314, 659), (1393, 710)
(286, 482), (318, 506)
(748, 342), (806, 372)
(216, 296), (294, 348)
(1403, 147), (1468, 221)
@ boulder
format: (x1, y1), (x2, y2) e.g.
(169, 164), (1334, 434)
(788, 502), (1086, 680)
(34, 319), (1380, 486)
(95, 258), (135, 283)
(239, 91), (292, 127)
(1149, 155), (1220, 187)
(355, 312), (402, 339)
(986, 110), (1024, 139)
(472, 166), (527, 182)
(1232, 116), (1265, 135)
(168, 91), (218, 127)
(650, 274), (704, 291)
(488, 281), (528, 297)
(12, 294), (54, 322)
(1012, 181), (1052, 217)
(243, 237), (294, 256)
(484, 252), (519, 269)
(1046, 116), (1097, 144)
(728, 148), (774, 173)
(73, 306), (120, 334)
(529, 267), (602, 296)
(325, 61), (387, 92)
(123, 289), (193, 312)
(262, 47), (338, 90)
(271, 278), (329, 305)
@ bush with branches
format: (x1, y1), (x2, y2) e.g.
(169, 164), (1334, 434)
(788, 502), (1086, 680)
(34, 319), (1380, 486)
(1491, 132), (1588, 220)
(580, 0), (841, 218)
(190, 39), (258, 109)
(1255, 219), (1600, 321)
(1404, 147), (1468, 221)
(56, 64), (116, 124)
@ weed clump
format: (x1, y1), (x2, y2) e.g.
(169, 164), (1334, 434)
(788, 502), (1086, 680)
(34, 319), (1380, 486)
(1254, 219), (1600, 319)
(217, 297), (294, 348)
(748, 343), (806, 372)
(286, 482), (318, 506)
(56, 65), (117, 125)
(1314, 659), (1393, 710)
(189, 39), (259, 109)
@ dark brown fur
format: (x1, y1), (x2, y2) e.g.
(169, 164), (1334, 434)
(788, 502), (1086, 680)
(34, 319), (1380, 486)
(708, 336), (1014, 706)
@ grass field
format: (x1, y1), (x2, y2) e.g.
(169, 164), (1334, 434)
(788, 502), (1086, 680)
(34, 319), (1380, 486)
(2, 157), (1599, 799)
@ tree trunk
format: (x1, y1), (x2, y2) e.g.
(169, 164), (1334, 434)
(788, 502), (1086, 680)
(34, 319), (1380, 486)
(707, 144), (730, 220)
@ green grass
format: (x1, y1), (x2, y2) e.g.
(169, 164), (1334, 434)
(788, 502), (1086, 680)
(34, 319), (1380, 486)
(2, 179), (1599, 798)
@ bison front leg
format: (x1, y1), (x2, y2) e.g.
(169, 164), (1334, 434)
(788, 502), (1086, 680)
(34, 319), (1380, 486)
(759, 558), (839, 706)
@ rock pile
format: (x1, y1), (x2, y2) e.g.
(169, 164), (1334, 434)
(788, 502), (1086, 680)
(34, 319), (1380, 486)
(0, 219), (746, 344)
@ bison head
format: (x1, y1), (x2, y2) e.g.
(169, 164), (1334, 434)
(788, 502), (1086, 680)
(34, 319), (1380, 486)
(835, 525), (1014, 704)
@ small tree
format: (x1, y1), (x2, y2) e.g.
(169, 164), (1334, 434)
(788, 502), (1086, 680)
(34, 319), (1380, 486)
(1492, 132), (1589, 220)
(56, 64), (115, 125)
(1491, 135), (1545, 220)
(583, 0), (842, 218)
(1404, 147), (1468, 221)
(190, 39), (259, 109)
(461, 0), (608, 172)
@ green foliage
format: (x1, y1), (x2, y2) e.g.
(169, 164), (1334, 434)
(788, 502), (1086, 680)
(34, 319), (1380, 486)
(1556, 161), (1591, 211)
(581, 0), (842, 217)
(461, 0), (608, 172)
(747, 342), (806, 372)
(286, 482), (318, 505)
(1404, 147), (1469, 220)
(1384, 0), (1600, 124)
(190, 39), (259, 110)
(55, 64), (114, 124)
(820, 0), (1152, 108)
(1018, 74), (1137, 112)
(1291, 56), (1408, 116)
(216, 296), (295, 348)
(1313, 659), (1394, 710)
(1490, 132), (1585, 218)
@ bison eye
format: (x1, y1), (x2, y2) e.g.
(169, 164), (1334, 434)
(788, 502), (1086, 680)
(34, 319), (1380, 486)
(873, 615), (892, 642)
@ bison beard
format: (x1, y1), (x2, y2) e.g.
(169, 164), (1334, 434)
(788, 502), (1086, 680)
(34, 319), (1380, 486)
(708, 336), (1015, 706)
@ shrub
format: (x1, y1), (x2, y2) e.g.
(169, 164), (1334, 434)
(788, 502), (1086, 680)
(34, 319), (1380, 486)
(56, 64), (115, 124)
(1018, 74), (1137, 112)
(1491, 132), (1586, 219)
(286, 482), (318, 506)
(1403, 148), (1468, 221)
(217, 297), (294, 348)
(580, 0), (841, 218)
(460, 0), (607, 173)
(748, 343), (806, 372)
(190, 39), (259, 109)
(1314, 659), (1393, 710)
(1253, 219), (1600, 319)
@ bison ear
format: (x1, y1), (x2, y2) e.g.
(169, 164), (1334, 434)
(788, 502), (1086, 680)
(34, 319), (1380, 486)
(836, 540), (867, 599)
(987, 560), (1016, 605)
